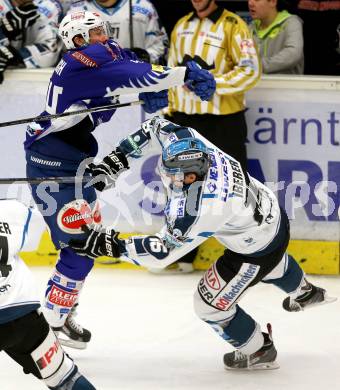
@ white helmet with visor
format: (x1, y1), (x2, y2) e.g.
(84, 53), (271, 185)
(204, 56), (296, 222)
(59, 11), (109, 50)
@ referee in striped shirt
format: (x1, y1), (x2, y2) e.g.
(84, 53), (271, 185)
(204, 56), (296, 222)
(167, 0), (261, 172)
(161, 0), (261, 273)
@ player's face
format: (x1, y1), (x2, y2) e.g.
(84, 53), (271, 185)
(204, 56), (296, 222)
(94, 0), (118, 8)
(12, 0), (32, 6)
(191, 0), (214, 13)
(168, 172), (197, 187)
(248, 0), (276, 20)
(89, 26), (109, 44)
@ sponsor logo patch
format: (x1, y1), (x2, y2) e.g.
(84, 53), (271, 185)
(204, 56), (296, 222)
(71, 11), (85, 20)
(57, 200), (101, 234)
(71, 51), (98, 68)
(178, 152), (203, 161)
(35, 340), (60, 370)
(213, 263), (259, 310)
(49, 285), (77, 308)
(204, 264), (221, 291)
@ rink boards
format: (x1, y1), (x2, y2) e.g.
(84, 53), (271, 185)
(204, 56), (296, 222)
(20, 231), (339, 275)
(2, 71), (340, 276)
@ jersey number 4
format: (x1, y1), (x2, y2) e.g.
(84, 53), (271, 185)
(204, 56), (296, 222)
(0, 235), (11, 278)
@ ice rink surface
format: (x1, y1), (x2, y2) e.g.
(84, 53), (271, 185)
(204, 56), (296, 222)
(1, 268), (340, 390)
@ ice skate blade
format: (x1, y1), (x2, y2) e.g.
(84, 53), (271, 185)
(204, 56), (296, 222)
(224, 361), (280, 371)
(290, 295), (337, 312)
(59, 338), (87, 350)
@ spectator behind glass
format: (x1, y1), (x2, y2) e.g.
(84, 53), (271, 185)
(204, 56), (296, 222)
(69, 0), (168, 63)
(0, 0), (62, 83)
(248, 0), (304, 74)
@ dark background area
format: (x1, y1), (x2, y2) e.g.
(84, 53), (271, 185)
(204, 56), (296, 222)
(150, 0), (340, 75)
(151, 0), (250, 36)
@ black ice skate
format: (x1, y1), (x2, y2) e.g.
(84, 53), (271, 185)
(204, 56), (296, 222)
(53, 304), (91, 350)
(282, 281), (337, 312)
(223, 324), (279, 370)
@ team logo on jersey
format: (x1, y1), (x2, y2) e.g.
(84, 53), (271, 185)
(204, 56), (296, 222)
(163, 228), (184, 249)
(57, 200), (101, 234)
(207, 182), (217, 193)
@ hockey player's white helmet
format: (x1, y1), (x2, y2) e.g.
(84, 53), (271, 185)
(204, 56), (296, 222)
(59, 11), (108, 49)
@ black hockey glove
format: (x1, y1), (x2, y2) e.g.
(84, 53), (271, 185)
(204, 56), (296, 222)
(87, 149), (129, 192)
(0, 4), (40, 40)
(130, 47), (151, 63)
(68, 225), (122, 260)
(0, 45), (24, 84)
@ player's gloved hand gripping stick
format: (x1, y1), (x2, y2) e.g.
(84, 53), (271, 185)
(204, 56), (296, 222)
(69, 225), (123, 260)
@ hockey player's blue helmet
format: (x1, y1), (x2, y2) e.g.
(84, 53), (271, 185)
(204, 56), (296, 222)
(162, 137), (210, 178)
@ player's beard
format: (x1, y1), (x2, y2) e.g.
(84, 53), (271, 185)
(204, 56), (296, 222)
(192, 0), (214, 13)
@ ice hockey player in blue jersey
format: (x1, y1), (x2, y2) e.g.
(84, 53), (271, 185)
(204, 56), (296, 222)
(68, 116), (336, 370)
(24, 11), (216, 349)
(0, 199), (95, 389)
(69, 0), (168, 64)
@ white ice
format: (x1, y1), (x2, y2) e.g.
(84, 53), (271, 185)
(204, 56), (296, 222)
(1, 268), (340, 390)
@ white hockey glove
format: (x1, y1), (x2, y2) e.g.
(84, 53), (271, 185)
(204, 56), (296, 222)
(87, 149), (129, 192)
(68, 225), (122, 260)
(0, 3), (39, 40)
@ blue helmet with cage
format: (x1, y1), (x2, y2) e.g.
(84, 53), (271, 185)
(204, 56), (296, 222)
(162, 137), (210, 178)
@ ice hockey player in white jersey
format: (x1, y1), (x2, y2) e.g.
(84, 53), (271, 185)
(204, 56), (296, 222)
(0, 0), (62, 83)
(69, 116), (336, 370)
(0, 199), (96, 389)
(69, 0), (167, 63)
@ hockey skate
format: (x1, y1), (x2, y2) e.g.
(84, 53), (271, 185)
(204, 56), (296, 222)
(282, 280), (337, 312)
(53, 304), (91, 350)
(224, 324), (279, 370)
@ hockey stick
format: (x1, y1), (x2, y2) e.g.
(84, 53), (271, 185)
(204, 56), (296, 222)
(0, 176), (92, 185)
(0, 100), (143, 128)
(129, 0), (134, 49)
